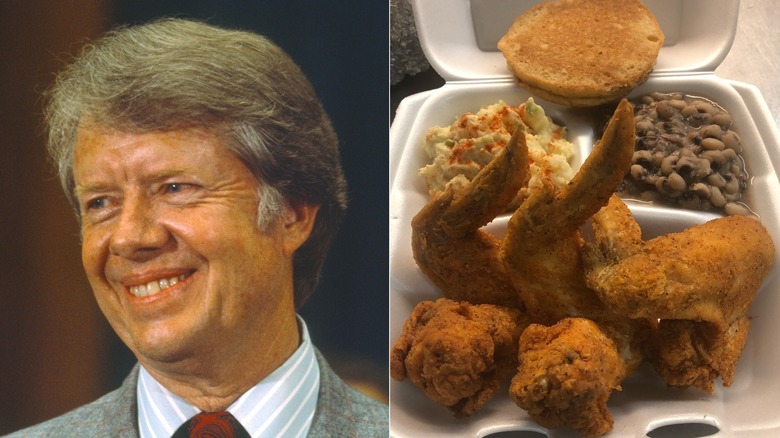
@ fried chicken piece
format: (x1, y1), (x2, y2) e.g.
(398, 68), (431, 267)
(648, 316), (750, 393)
(584, 195), (775, 325)
(510, 318), (630, 437)
(411, 128), (529, 307)
(500, 99), (636, 324)
(583, 195), (776, 392)
(391, 298), (529, 417)
(499, 100), (643, 345)
(500, 100), (646, 434)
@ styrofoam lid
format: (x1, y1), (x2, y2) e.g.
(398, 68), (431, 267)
(411, 0), (739, 82)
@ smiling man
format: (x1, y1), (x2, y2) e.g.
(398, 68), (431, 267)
(8, 18), (388, 437)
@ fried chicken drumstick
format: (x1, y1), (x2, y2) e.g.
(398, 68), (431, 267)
(583, 195), (776, 392)
(501, 99), (646, 436)
(510, 317), (632, 437)
(391, 298), (529, 417)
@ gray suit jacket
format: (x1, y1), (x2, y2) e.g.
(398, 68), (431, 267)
(6, 350), (388, 437)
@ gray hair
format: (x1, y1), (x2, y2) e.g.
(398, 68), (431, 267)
(44, 18), (348, 308)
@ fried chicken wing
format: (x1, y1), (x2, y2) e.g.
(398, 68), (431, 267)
(391, 298), (529, 417)
(583, 195), (776, 392)
(500, 99), (646, 435)
(509, 318), (630, 437)
(411, 128), (529, 307)
(500, 99), (636, 324)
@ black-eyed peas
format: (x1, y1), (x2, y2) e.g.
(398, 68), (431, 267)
(618, 92), (752, 215)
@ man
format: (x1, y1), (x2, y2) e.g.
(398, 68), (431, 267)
(7, 18), (388, 437)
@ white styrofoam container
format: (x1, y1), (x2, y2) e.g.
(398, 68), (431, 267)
(390, 0), (780, 436)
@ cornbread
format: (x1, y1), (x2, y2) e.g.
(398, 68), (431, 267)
(498, 0), (664, 107)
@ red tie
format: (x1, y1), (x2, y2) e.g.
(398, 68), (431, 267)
(171, 411), (251, 438)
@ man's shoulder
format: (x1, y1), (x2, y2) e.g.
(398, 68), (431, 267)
(4, 366), (139, 438)
(339, 381), (390, 434)
(310, 350), (388, 437)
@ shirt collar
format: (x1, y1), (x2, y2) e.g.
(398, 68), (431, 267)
(137, 316), (320, 438)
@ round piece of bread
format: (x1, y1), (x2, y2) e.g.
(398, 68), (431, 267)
(498, 0), (664, 107)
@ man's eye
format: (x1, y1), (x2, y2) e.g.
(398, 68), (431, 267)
(85, 197), (109, 211)
(166, 183), (191, 194)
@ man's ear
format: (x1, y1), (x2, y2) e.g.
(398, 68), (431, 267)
(281, 202), (320, 256)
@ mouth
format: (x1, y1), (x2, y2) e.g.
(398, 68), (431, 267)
(128, 272), (193, 298)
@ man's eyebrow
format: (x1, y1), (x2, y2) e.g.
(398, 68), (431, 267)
(147, 168), (191, 181)
(74, 169), (192, 197)
(74, 182), (114, 198)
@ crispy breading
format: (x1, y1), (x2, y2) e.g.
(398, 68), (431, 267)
(411, 128), (529, 307)
(500, 99), (636, 324)
(391, 298), (529, 417)
(499, 100), (645, 434)
(648, 316), (750, 393)
(583, 195), (775, 392)
(510, 318), (629, 437)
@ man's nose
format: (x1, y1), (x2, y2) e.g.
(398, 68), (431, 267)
(109, 194), (169, 260)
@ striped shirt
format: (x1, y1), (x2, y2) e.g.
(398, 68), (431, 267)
(136, 316), (320, 438)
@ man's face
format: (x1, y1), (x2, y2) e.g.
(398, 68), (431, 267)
(73, 128), (307, 366)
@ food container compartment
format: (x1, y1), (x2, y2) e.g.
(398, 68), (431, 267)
(390, 0), (780, 436)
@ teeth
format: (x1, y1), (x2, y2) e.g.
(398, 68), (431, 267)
(130, 274), (187, 298)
